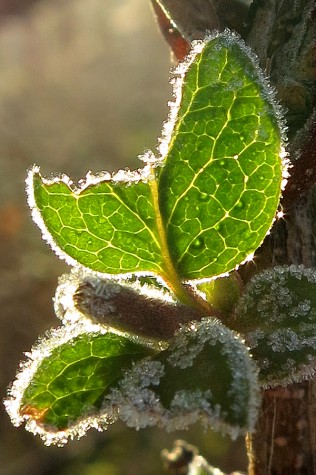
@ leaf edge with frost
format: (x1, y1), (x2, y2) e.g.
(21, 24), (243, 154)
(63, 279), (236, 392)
(4, 321), (157, 446)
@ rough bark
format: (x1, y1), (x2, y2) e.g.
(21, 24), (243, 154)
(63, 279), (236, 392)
(246, 1), (316, 473)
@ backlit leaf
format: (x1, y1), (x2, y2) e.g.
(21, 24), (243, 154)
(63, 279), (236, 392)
(5, 323), (156, 445)
(27, 31), (285, 285)
(158, 31), (285, 279)
(28, 167), (164, 276)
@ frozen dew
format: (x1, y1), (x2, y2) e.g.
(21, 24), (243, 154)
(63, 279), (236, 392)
(289, 299), (311, 318)
(123, 275), (177, 304)
(269, 328), (316, 353)
(108, 318), (259, 437)
(244, 329), (265, 349)
(20, 409), (117, 447)
(138, 149), (159, 166)
(4, 322), (118, 446)
(236, 265), (316, 327)
(54, 269), (121, 324)
(262, 358), (316, 389)
(269, 329), (300, 352)
(157, 37), (206, 163)
(109, 359), (226, 434)
(239, 266), (316, 387)
(78, 170), (111, 189)
(107, 359), (165, 429)
(166, 318), (226, 369)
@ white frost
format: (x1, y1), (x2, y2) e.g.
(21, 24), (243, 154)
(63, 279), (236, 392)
(4, 322), (118, 446)
(108, 318), (259, 438)
(236, 265), (316, 325)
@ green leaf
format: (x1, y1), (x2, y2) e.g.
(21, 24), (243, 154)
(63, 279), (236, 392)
(109, 318), (259, 438)
(234, 265), (316, 386)
(28, 168), (164, 276)
(5, 323), (156, 445)
(27, 30), (285, 286)
(158, 31), (285, 279)
(196, 272), (242, 315)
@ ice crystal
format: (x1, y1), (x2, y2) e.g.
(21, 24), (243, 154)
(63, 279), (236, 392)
(239, 265), (316, 386)
(107, 319), (259, 437)
(4, 322), (118, 446)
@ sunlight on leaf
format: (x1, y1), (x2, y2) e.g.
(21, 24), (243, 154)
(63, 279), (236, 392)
(28, 168), (164, 276)
(7, 29), (287, 447)
(27, 30), (286, 284)
(4, 323), (156, 445)
(196, 273), (242, 314)
(158, 31), (285, 279)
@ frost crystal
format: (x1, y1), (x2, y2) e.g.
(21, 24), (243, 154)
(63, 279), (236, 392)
(109, 358), (219, 433)
(236, 265), (316, 326)
(107, 359), (165, 429)
(238, 265), (316, 387)
(4, 322), (118, 446)
(108, 319), (259, 437)
(167, 319), (226, 369)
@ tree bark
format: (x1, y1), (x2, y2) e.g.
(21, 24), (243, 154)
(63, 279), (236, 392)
(246, 1), (316, 473)
(247, 381), (316, 475)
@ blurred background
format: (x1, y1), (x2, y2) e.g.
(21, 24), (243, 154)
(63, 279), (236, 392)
(0, 1), (247, 473)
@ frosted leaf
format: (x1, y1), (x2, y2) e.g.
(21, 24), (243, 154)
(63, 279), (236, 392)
(4, 323), (116, 445)
(235, 265), (316, 328)
(4, 322), (156, 445)
(235, 265), (316, 386)
(54, 269), (202, 342)
(107, 359), (165, 429)
(109, 318), (259, 438)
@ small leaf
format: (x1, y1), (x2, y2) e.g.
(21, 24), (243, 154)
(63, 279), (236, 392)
(27, 167), (164, 276)
(234, 265), (316, 386)
(54, 269), (203, 341)
(5, 323), (156, 445)
(109, 318), (259, 438)
(158, 30), (285, 279)
(196, 272), (242, 314)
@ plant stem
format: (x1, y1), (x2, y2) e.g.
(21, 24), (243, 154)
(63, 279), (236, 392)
(149, 175), (221, 317)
